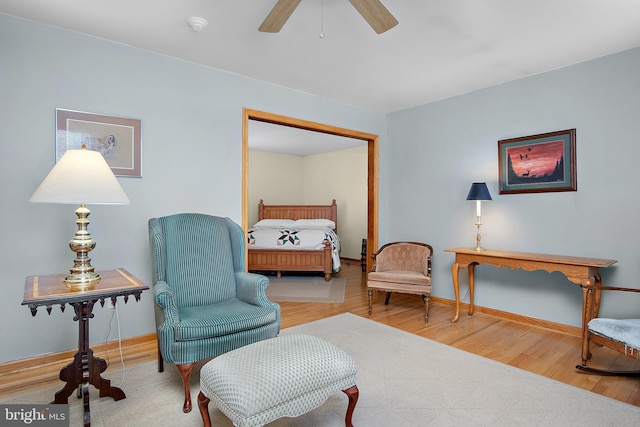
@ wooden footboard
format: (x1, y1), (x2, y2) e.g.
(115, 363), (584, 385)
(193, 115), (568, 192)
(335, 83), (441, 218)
(248, 199), (338, 282)
(248, 241), (332, 282)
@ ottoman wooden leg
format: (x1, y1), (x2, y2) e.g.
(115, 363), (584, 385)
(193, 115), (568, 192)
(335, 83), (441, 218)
(197, 391), (211, 427)
(343, 385), (359, 427)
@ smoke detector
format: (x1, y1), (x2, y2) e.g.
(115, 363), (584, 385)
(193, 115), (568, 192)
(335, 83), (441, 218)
(188, 17), (208, 32)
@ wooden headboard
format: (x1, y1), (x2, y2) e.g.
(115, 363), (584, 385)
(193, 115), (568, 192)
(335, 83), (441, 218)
(258, 199), (338, 231)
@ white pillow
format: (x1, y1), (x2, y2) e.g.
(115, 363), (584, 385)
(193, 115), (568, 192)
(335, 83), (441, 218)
(252, 219), (295, 229)
(293, 219), (336, 229)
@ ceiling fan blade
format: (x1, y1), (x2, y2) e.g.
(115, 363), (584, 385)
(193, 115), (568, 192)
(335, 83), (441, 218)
(348, 0), (398, 34)
(259, 0), (302, 33)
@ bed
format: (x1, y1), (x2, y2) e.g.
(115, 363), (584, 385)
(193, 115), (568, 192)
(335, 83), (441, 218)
(247, 199), (340, 282)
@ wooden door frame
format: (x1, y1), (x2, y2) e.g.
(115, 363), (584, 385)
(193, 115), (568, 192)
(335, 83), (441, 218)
(242, 108), (378, 273)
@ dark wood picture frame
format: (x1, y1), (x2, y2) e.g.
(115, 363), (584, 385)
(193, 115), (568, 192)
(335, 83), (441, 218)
(498, 129), (576, 194)
(56, 109), (142, 177)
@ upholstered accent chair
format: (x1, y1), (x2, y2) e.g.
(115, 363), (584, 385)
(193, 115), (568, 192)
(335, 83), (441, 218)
(149, 213), (281, 413)
(576, 285), (640, 376)
(367, 241), (433, 323)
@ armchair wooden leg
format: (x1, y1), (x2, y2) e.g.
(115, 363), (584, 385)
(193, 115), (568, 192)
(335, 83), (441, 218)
(367, 289), (373, 314)
(157, 346), (164, 373)
(384, 292), (391, 305)
(176, 363), (195, 413)
(422, 294), (430, 324)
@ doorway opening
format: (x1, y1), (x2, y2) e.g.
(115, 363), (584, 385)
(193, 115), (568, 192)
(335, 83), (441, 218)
(242, 108), (378, 273)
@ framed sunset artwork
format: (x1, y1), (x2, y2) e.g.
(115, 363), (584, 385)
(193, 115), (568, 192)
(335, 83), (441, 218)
(498, 129), (576, 194)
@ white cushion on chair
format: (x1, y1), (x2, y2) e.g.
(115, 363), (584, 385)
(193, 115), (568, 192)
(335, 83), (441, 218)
(588, 318), (640, 351)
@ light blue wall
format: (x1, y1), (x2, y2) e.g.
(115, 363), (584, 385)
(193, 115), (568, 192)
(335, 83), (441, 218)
(384, 47), (640, 326)
(0, 14), (385, 363)
(2, 12), (639, 363)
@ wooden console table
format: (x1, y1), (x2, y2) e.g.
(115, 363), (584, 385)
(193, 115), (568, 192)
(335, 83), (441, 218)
(22, 268), (149, 427)
(444, 247), (617, 364)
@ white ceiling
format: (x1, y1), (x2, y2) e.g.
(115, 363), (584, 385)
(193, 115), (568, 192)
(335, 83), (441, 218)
(249, 120), (365, 156)
(3, 0), (640, 155)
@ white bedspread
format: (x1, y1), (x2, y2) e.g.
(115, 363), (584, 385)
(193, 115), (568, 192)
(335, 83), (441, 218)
(247, 227), (341, 272)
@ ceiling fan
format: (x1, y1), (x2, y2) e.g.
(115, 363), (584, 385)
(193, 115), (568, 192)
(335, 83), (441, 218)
(259, 0), (398, 34)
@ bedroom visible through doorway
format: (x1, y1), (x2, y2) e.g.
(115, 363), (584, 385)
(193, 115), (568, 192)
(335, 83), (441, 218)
(242, 108), (379, 273)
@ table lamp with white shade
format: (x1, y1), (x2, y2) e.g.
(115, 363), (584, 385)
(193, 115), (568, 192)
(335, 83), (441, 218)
(29, 145), (130, 291)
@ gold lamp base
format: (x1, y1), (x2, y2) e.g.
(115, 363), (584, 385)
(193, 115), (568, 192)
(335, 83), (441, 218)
(65, 203), (102, 292)
(65, 272), (101, 292)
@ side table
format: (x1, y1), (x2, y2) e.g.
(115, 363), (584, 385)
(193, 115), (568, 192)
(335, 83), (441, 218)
(22, 268), (149, 427)
(443, 248), (617, 364)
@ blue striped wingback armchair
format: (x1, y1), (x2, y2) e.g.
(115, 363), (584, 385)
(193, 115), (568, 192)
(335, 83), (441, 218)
(148, 213), (280, 413)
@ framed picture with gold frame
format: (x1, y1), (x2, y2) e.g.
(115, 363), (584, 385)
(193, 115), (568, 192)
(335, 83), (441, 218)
(498, 129), (576, 194)
(55, 109), (142, 177)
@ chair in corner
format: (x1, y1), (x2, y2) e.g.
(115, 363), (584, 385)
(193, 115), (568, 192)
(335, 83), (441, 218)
(148, 213), (281, 413)
(367, 241), (433, 323)
(576, 285), (640, 376)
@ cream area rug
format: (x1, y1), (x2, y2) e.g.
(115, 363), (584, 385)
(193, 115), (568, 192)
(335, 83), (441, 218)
(265, 276), (345, 303)
(3, 313), (640, 426)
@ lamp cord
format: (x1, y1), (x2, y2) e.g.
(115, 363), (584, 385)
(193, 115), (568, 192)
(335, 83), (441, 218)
(461, 287), (470, 303)
(319, 0), (325, 38)
(104, 304), (126, 388)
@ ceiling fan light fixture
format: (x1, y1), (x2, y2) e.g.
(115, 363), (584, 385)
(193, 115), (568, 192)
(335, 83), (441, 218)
(188, 16), (208, 32)
(259, 0), (397, 35)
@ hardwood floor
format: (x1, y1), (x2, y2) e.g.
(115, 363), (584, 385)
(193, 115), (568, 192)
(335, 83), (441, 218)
(2, 260), (639, 406)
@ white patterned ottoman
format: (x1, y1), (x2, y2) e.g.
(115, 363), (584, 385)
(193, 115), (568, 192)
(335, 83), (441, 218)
(197, 334), (359, 427)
